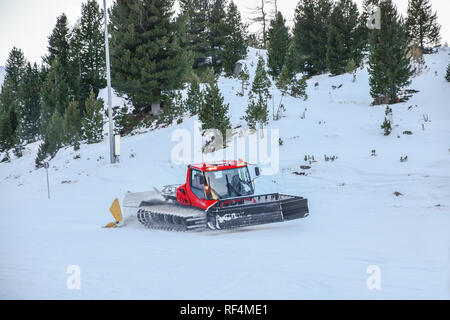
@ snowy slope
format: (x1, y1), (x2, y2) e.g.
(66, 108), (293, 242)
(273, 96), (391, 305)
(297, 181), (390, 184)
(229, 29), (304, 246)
(0, 47), (449, 299)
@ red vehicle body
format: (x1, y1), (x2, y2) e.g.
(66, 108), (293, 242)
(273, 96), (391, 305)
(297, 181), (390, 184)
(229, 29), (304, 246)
(176, 160), (250, 210)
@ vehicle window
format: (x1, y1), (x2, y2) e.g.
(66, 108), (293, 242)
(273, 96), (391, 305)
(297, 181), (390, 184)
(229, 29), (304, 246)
(205, 167), (253, 199)
(190, 169), (205, 199)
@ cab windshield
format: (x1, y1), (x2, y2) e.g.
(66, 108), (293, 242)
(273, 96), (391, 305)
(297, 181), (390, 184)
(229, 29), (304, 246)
(205, 167), (254, 200)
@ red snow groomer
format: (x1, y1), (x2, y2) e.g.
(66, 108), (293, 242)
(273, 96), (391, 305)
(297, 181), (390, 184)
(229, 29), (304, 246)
(121, 160), (309, 231)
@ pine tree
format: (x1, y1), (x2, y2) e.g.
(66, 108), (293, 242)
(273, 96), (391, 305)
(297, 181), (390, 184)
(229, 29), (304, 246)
(292, 0), (332, 76)
(185, 75), (203, 115)
(0, 106), (17, 153)
(244, 56), (271, 129)
(446, 61), (450, 82)
(267, 12), (290, 78)
(82, 91), (104, 144)
(40, 59), (70, 136)
(209, 0), (228, 70)
(290, 76), (308, 99)
(70, 0), (106, 104)
(34, 140), (48, 168)
(45, 14), (71, 72)
(368, 0), (413, 105)
(244, 95), (269, 130)
(1, 47), (26, 95)
(179, 0), (211, 64)
(159, 90), (186, 125)
(251, 56), (272, 101)
(280, 41), (300, 82)
(198, 69), (231, 141)
(12, 123), (25, 158)
(110, 0), (191, 113)
(278, 62), (308, 99)
(237, 64), (250, 96)
(46, 110), (65, 156)
(34, 108), (65, 163)
(0, 47), (26, 153)
(35, 140), (49, 168)
(326, 0), (364, 75)
(345, 58), (357, 82)
(405, 0), (441, 52)
(63, 100), (81, 150)
(113, 104), (139, 136)
(44, 14), (78, 100)
(19, 63), (41, 143)
(222, 1), (248, 75)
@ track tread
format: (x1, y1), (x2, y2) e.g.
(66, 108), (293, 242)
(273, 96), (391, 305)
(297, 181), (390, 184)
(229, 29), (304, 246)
(137, 204), (207, 232)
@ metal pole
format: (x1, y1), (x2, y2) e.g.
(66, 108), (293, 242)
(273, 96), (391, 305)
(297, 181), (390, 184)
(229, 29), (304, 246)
(46, 168), (50, 199)
(103, 0), (115, 164)
(44, 162), (50, 199)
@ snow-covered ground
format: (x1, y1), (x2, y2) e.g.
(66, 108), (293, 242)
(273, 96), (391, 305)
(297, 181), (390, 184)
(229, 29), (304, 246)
(1, 48), (449, 299)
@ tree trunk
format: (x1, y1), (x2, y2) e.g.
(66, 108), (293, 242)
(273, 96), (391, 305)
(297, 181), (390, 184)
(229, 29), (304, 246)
(151, 102), (161, 116)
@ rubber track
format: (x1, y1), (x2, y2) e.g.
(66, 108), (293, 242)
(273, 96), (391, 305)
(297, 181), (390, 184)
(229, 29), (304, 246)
(137, 206), (207, 232)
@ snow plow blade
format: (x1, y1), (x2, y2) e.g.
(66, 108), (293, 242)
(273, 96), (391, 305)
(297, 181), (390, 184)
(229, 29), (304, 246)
(206, 193), (309, 230)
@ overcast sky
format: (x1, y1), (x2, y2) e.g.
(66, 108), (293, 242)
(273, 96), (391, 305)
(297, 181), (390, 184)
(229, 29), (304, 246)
(0, 0), (449, 65)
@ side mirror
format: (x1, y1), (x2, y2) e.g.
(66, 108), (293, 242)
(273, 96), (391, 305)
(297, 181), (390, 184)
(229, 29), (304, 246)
(255, 167), (260, 176)
(198, 175), (206, 185)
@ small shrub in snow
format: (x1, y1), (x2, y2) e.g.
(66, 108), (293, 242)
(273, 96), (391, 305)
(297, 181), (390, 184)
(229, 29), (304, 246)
(300, 108), (307, 119)
(400, 156), (408, 162)
(371, 149), (377, 156)
(381, 106), (393, 136)
(278, 138), (283, 146)
(381, 118), (392, 136)
(237, 65), (250, 96)
(273, 103), (285, 121)
(403, 130), (413, 135)
(324, 155), (338, 162)
(304, 155), (316, 164)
